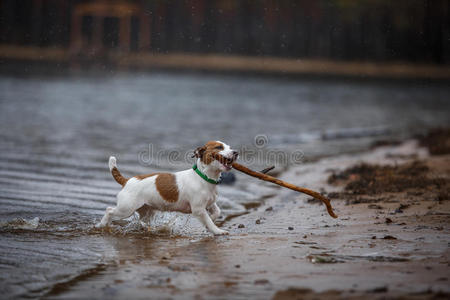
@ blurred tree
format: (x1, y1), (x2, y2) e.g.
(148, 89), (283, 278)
(0, 0), (448, 64)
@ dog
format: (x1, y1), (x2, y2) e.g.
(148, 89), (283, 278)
(96, 141), (238, 235)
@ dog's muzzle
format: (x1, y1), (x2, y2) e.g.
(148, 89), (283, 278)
(216, 151), (238, 171)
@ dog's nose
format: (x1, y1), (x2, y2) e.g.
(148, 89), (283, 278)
(232, 150), (239, 157)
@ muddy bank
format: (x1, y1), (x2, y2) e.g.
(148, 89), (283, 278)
(327, 160), (449, 202)
(34, 138), (449, 300)
(273, 288), (450, 300)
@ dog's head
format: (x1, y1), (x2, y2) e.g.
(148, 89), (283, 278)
(193, 141), (238, 172)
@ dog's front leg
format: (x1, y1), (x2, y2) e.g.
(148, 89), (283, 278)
(207, 203), (221, 222)
(192, 207), (228, 236)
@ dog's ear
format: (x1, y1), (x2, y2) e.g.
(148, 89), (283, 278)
(192, 145), (206, 158)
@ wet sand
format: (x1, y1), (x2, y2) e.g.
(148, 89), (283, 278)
(42, 139), (449, 299)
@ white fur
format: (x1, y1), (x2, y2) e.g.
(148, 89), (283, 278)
(109, 156), (117, 171)
(97, 141), (237, 236)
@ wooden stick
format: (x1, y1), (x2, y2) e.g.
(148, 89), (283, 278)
(231, 162), (338, 218)
(260, 166), (275, 174)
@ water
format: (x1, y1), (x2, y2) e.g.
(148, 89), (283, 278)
(0, 71), (449, 298)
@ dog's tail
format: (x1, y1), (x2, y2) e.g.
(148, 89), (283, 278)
(109, 156), (128, 187)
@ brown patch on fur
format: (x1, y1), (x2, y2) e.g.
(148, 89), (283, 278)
(155, 173), (179, 203)
(111, 167), (128, 186)
(135, 173), (159, 180)
(195, 141), (224, 165)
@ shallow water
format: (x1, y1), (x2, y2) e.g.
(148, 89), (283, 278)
(0, 71), (449, 297)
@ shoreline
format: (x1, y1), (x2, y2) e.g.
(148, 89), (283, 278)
(44, 136), (450, 299)
(1, 45), (450, 80)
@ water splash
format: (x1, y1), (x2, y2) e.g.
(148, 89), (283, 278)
(0, 217), (40, 230)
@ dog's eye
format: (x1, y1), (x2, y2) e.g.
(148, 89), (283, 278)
(215, 146), (223, 150)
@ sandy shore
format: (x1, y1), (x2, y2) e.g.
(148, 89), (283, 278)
(42, 134), (450, 299)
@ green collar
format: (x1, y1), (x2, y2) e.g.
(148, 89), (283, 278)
(193, 164), (220, 184)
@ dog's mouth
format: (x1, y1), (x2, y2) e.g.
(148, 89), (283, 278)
(216, 155), (235, 171)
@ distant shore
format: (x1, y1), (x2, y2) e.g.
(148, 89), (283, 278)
(1, 45), (450, 80)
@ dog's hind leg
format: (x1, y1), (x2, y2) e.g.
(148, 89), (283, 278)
(137, 204), (155, 225)
(96, 206), (115, 227)
(97, 193), (141, 228)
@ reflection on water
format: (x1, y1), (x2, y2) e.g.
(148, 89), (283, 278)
(0, 71), (449, 297)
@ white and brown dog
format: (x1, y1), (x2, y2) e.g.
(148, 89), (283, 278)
(96, 141), (238, 235)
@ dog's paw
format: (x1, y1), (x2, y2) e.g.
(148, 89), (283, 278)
(214, 229), (229, 236)
(95, 222), (105, 229)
